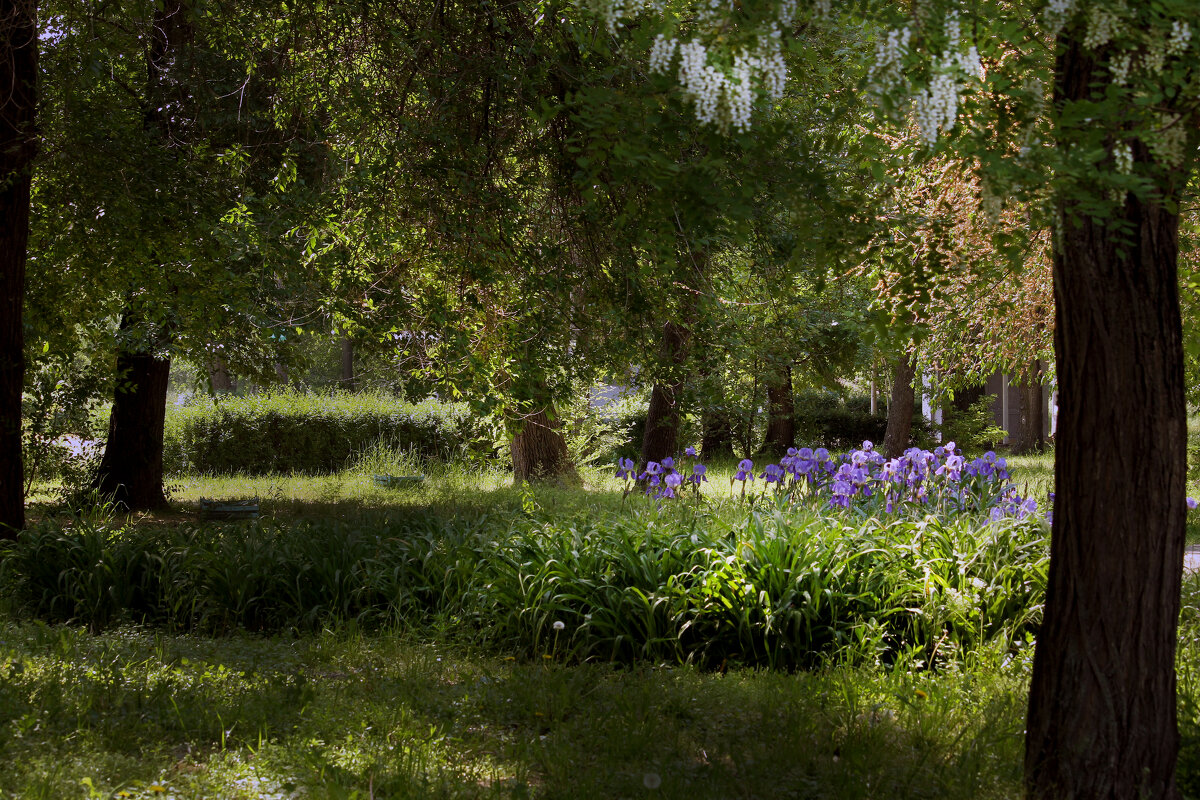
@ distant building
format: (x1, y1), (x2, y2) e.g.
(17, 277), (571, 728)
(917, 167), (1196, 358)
(983, 372), (1057, 442)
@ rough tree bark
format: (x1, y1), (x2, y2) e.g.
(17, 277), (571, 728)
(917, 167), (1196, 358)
(882, 353), (916, 460)
(1011, 362), (1044, 456)
(0, 0), (37, 535)
(761, 367), (795, 454)
(1024, 34), (1188, 797)
(510, 406), (577, 484)
(91, 1), (189, 512)
(208, 356), (236, 393)
(640, 320), (690, 465)
(93, 317), (173, 510)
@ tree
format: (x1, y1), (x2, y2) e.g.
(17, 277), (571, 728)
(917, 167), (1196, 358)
(31, 0), (315, 509)
(594, 0), (1197, 794)
(0, 0), (37, 535)
(881, 352), (915, 459)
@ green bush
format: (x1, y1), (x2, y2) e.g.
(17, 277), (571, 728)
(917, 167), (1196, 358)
(792, 391), (887, 450)
(162, 391), (495, 474)
(0, 504), (1048, 668)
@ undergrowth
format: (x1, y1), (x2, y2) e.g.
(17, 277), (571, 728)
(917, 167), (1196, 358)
(0, 503), (1048, 670)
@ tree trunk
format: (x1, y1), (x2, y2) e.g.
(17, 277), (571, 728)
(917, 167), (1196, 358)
(0, 0), (37, 536)
(510, 406), (577, 485)
(641, 321), (690, 465)
(340, 336), (355, 390)
(0, 0), (36, 537)
(93, 322), (173, 511)
(208, 356), (236, 393)
(1011, 363), (1044, 455)
(882, 353), (916, 459)
(761, 367), (795, 455)
(700, 408), (735, 461)
(1024, 60), (1187, 794)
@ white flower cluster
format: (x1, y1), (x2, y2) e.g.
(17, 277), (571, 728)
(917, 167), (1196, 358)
(958, 45), (982, 79)
(678, 40), (725, 125)
(1042, 0), (1076, 37)
(945, 11), (961, 48)
(597, 0), (626, 33)
(1112, 142), (1133, 174)
(779, 0), (797, 26)
(1110, 52), (1132, 83)
(913, 57), (960, 145)
(1142, 42), (1166, 75)
(672, 33), (787, 132)
(869, 13), (985, 147)
(595, 0), (799, 134)
(872, 25), (912, 86)
(649, 34), (677, 73)
(1082, 5), (1121, 50)
(1167, 20), (1192, 55)
(590, 0), (667, 33)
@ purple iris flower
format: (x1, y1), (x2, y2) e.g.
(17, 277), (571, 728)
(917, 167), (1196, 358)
(640, 461), (663, 486)
(685, 446), (697, 457)
(616, 458), (635, 479)
(658, 472), (683, 498)
(734, 459), (755, 482)
(1189, 497), (1198, 510)
(690, 464), (708, 485)
(862, 440), (874, 452)
(761, 463), (784, 483)
(661, 456), (674, 470)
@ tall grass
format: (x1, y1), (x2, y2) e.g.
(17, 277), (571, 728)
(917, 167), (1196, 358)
(0, 501), (1048, 668)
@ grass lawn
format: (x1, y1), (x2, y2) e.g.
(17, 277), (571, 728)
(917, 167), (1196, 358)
(9, 448), (1200, 797)
(0, 620), (1030, 800)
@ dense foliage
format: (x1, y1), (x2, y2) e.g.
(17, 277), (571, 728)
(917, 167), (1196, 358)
(0, 502), (1047, 670)
(162, 392), (494, 474)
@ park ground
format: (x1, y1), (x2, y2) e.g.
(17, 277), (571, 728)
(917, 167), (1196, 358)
(6, 453), (1200, 799)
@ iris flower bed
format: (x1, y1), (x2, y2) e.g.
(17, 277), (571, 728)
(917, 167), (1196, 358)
(619, 441), (1046, 523)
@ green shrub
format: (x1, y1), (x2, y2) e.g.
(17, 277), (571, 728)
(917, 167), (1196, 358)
(162, 391), (495, 474)
(0, 504), (1048, 668)
(792, 391), (884, 450)
(938, 396), (1007, 452)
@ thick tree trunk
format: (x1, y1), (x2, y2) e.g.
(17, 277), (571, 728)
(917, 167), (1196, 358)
(641, 321), (690, 465)
(1011, 364), (1045, 455)
(208, 356), (236, 393)
(510, 407), (577, 485)
(882, 353), (916, 459)
(0, 0), (37, 536)
(1024, 174), (1187, 798)
(761, 367), (795, 454)
(700, 409), (735, 461)
(340, 336), (355, 390)
(93, 326), (173, 511)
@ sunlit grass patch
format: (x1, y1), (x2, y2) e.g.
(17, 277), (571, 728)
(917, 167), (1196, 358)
(0, 620), (1036, 800)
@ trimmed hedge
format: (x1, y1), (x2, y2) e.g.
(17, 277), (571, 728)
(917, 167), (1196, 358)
(163, 392), (493, 474)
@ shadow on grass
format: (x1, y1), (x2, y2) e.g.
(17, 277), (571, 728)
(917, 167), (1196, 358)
(0, 621), (1030, 800)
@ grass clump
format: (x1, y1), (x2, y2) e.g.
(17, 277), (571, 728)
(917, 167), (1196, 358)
(1, 499), (1048, 669)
